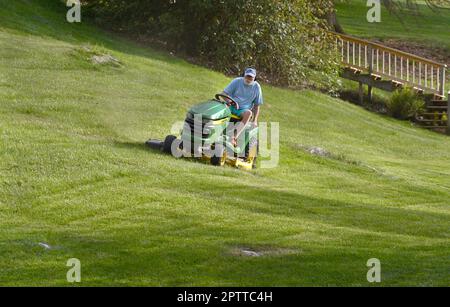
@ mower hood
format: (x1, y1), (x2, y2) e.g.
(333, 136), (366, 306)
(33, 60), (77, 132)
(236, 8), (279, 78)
(188, 100), (231, 121)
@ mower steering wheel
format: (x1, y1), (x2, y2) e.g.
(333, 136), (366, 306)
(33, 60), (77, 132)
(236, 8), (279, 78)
(215, 94), (240, 110)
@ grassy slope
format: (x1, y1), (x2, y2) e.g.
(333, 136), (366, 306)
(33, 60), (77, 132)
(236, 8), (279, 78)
(335, 0), (450, 50)
(0, 0), (449, 286)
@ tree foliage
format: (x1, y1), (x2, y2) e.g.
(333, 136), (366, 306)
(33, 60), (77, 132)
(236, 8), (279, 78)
(82, 0), (339, 89)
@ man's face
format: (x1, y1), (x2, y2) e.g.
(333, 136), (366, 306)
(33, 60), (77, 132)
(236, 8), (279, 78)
(244, 75), (255, 85)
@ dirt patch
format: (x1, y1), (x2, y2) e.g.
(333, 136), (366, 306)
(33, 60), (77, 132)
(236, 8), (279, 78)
(294, 144), (386, 172)
(306, 146), (330, 157)
(70, 45), (122, 68)
(296, 145), (331, 157)
(229, 246), (300, 258)
(91, 54), (121, 66)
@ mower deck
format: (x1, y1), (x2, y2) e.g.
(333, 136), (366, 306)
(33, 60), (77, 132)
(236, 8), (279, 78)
(200, 153), (255, 171)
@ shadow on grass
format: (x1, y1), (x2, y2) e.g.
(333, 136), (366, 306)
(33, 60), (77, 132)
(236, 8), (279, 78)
(181, 177), (450, 240)
(6, 180), (447, 286)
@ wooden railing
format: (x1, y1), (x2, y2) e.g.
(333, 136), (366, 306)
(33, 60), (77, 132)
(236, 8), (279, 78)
(334, 32), (447, 97)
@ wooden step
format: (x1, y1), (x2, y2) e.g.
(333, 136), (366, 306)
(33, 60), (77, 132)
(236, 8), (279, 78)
(413, 87), (424, 94)
(419, 113), (447, 116)
(422, 126), (448, 129)
(391, 80), (403, 87)
(426, 106), (448, 110)
(433, 94), (446, 101)
(416, 119), (447, 123)
(349, 67), (362, 74)
(428, 101), (448, 107)
(371, 73), (382, 80)
(419, 118), (447, 121)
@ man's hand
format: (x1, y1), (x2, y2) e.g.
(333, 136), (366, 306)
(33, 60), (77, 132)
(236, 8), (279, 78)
(220, 92), (232, 103)
(219, 92), (234, 108)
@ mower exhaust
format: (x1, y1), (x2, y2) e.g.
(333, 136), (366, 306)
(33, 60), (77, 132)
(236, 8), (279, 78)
(145, 139), (164, 151)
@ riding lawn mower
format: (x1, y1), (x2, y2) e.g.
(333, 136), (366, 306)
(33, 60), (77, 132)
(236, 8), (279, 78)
(146, 94), (259, 170)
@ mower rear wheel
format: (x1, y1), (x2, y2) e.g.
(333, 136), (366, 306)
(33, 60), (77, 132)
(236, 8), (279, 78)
(211, 144), (226, 166)
(163, 135), (178, 155)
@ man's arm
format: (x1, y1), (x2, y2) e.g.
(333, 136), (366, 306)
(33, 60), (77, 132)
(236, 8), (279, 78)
(252, 104), (260, 125)
(252, 84), (263, 125)
(220, 91), (231, 99)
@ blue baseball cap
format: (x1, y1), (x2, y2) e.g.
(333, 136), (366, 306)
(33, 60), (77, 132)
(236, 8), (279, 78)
(244, 68), (256, 78)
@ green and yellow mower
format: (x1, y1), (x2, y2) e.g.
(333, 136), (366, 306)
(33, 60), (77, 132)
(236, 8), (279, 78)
(146, 94), (259, 170)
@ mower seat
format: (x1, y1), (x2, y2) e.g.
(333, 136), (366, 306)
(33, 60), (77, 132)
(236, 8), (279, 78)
(230, 112), (255, 123)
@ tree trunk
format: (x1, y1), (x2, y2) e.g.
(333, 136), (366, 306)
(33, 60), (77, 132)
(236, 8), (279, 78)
(327, 10), (344, 33)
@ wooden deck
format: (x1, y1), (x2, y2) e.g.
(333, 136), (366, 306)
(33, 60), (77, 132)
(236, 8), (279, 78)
(333, 32), (449, 133)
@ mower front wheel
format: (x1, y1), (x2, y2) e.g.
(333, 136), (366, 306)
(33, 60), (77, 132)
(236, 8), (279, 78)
(210, 144), (226, 166)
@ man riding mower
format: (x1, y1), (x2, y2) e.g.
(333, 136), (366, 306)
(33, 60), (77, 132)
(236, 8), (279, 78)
(147, 67), (263, 170)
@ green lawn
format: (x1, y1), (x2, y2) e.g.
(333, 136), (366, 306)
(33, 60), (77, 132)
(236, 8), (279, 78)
(1, 0), (449, 286)
(335, 0), (450, 50)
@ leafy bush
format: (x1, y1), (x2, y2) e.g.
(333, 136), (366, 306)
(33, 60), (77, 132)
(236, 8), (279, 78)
(386, 87), (424, 120)
(82, 0), (339, 89)
(442, 112), (448, 125)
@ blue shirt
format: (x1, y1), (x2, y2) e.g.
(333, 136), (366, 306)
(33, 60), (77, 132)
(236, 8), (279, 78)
(223, 77), (263, 110)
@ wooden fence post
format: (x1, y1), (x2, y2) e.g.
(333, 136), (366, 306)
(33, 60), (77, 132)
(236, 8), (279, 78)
(447, 91), (450, 135)
(439, 65), (447, 97)
(359, 82), (364, 104)
(367, 45), (373, 102)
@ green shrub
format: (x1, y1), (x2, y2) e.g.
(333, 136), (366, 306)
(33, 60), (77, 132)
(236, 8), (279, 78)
(82, 0), (339, 90)
(386, 87), (424, 120)
(442, 112), (448, 125)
